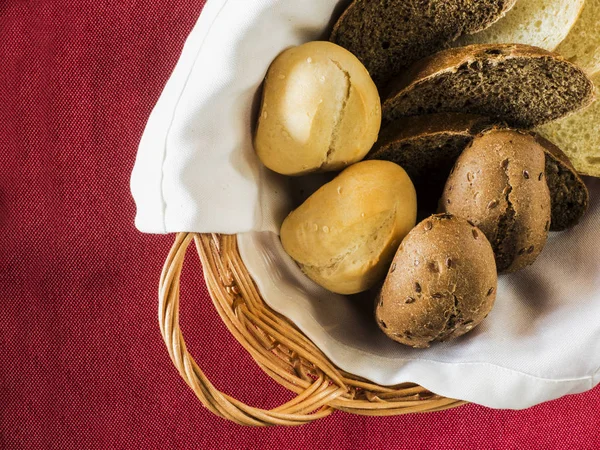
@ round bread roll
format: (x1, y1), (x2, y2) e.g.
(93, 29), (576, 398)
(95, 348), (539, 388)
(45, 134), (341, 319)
(280, 160), (417, 295)
(376, 214), (498, 349)
(441, 129), (551, 273)
(254, 41), (381, 176)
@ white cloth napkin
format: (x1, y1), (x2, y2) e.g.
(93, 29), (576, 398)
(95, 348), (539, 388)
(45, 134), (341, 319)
(130, 0), (600, 409)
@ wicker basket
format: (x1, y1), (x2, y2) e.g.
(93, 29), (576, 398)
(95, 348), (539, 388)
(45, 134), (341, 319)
(159, 232), (467, 426)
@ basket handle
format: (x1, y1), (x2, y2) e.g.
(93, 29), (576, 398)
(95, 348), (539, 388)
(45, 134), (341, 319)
(158, 233), (345, 426)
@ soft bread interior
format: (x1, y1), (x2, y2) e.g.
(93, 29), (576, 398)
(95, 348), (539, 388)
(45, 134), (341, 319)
(538, 72), (600, 177)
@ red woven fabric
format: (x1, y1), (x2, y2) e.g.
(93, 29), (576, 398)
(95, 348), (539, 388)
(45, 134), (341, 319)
(1, 1), (599, 448)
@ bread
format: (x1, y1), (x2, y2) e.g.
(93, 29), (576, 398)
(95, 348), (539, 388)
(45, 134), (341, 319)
(537, 72), (600, 177)
(555, 0), (600, 76)
(254, 41), (381, 176)
(441, 129), (551, 273)
(456, 0), (584, 51)
(382, 44), (594, 128)
(369, 113), (588, 231)
(280, 160), (417, 295)
(376, 214), (497, 349)
(368, 113), (497, 211)
(534, 134), (589, 232)
(329, 0), (516, 88)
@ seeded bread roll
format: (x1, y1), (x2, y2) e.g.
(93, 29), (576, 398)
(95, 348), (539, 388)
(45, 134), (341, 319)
(382, 44), (594, 128)
(254, 41), (381, 176)
(330, 0), (516, 88)
(281, 160), (417, 295)
(441, 129), (551, 273)
(376, 214), (497, 349)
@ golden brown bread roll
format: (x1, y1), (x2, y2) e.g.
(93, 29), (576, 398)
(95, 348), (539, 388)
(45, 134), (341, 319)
(376, 214), (498, 348)
(280, 160), (417, 295)
(441, 129), (551, 273)
(254, 41), (381, 176)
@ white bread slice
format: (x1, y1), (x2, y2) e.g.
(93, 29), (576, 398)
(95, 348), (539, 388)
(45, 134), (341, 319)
(456, 0), (584, 51)
(537, 72), (600, 177)
(556, 0), (600, 76)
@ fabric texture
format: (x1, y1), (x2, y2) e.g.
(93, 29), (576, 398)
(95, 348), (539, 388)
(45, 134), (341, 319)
(1, 1), (600, 448)
(131, 0), (600, 409)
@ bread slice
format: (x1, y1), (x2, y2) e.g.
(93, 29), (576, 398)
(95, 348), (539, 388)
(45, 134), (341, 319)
(368, 113), (497, 211)
(382, 44), (595, 128)
(370, 113), (588, 231)
(555, 0), (600, 76)
(329, 0), (516, 88)
(534, 134), (589, 232)
(537, 72), (600, 177)
(456, 0), (584, 51)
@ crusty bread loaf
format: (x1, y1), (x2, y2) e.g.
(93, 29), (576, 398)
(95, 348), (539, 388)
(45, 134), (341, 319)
(376, 214), (497, 348)
(254, 42), (381, 176)
(280, 160), (417, 295)
(555, 0), (600, 76)
(441, 129), (551, 273)
(456, 0), (584, 51)
(383, 44), (594, 128)
(329, 0), (516, 88)
(537, 72), (600, 177)
(368, 113), (497, 211)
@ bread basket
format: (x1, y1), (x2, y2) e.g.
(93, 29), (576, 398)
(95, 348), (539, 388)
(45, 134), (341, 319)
(159, 233), (466, 426)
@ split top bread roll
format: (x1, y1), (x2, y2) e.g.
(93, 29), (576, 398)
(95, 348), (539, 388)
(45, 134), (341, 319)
(254, 41), (381, 176)
(441, 130), (551, 273)
(280, 160), (417, 295)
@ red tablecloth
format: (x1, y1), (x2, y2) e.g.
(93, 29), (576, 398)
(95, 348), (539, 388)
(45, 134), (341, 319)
(1, 1), (599, 448)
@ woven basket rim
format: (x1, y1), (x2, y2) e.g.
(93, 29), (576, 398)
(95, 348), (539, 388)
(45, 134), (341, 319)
(158, 232), (467, 426)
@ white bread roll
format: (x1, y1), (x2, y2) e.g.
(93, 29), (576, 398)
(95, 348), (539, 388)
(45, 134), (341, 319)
(254, 41), (381, 176)
(280, 160), (417, 295)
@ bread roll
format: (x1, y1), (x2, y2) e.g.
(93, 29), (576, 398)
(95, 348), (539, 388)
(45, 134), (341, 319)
(376, 214), (497, 349)
(254, 41), (381, 176)
(441, 130), (551, 273)
(280, 160), (417, 295)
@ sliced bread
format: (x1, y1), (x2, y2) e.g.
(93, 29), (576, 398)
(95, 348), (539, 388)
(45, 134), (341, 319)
(383, 44), (595, 128)
(537, 72), (600, 177)
(329, 0), (516, 88)
(456, 0), (584, 51)
(368, 113), (497, 211)
(534, 134), (589, 232)
(555, 0), (600, 76)
(370, 113), (588, 230)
